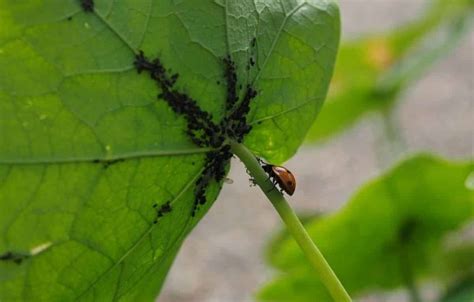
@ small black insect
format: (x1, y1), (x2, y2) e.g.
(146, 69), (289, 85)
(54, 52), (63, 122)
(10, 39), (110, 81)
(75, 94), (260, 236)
(134, 51), (158, 74)
(251, 37), (257, 48)
(0, 251), (28, 265)
(92, 158), (124, 169)
(153, 201), (173, 223)
(80, 0), (94, 12)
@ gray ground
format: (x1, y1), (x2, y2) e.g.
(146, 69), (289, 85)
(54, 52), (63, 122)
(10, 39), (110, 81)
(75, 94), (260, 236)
(159, 1), (474, 301)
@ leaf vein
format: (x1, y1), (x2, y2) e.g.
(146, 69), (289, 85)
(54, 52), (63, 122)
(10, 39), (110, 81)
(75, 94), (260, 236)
(73, 168), (204, 300)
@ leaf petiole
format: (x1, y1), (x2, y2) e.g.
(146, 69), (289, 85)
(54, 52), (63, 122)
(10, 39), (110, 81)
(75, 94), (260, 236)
(230, 141), (351, 302)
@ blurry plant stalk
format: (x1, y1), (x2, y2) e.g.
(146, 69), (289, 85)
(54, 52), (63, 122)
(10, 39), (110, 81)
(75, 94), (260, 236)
(230, 141), (352, 302)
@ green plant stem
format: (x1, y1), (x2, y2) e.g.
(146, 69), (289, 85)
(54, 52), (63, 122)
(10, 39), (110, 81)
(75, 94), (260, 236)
(230, 141), (351, 302)
(375, 106), (407, 170)
(406, 278), (422, 302)
(399, 247), (422, 302)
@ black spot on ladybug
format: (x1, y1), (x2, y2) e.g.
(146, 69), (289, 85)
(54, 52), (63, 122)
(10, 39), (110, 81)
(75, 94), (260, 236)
(80, 0), (94, 12)
(0, 251), (29, 265)
(249, 177), (257, 187)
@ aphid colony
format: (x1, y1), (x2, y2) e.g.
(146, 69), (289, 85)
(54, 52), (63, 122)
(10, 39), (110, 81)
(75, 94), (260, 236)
(0, 0), (300, 266)
(77, 0), (296, 218)
(134, 49), (258, 218)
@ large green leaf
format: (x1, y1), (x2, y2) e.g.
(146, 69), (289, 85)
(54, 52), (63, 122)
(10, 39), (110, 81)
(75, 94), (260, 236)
(258, 155), (474, 301)
(305, 0), (473, 143)
(0, 0), (340, 301)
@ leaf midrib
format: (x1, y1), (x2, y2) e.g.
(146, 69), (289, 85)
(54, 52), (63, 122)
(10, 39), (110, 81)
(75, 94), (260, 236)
(0, 147), (212, 165)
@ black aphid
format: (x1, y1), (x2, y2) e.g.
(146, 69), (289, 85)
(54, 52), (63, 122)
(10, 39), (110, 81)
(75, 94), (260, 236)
(159, 202), (172, 215)
(0, 251), (28, 265)
(154, 201), (173, 222)
(191, 145), (233, 216)
(92, 158), (124, 169)
(134, 51), (222, 148)
(80, 0), (94, 12)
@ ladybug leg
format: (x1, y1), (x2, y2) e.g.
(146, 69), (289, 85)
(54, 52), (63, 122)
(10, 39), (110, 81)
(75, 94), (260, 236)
(273, 179), (286, 195)
(264, 177), (278, 194)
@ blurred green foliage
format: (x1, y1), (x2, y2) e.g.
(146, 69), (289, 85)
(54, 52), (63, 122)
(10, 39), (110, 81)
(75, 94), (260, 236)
(262, 1), (474, 301)
(258, 155), (474, 301)
(305, 0), (473, 143)
(439, 276), (474, 302)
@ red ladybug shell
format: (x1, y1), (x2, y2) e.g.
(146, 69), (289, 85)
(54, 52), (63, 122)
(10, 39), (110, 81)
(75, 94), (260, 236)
(271, 165), (296, 196)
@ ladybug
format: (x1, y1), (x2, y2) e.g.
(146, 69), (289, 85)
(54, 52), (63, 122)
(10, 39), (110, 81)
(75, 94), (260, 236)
(261, 162), (296, 196)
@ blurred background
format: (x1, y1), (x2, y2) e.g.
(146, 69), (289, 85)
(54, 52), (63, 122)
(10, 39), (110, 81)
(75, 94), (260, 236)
(160, 1), (473, 301)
